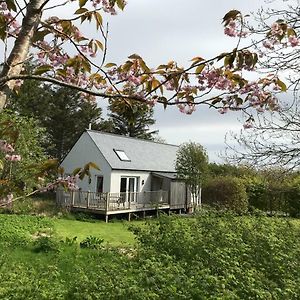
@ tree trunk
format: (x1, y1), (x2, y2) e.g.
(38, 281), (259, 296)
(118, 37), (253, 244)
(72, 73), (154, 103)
(0, 0), (46, 111)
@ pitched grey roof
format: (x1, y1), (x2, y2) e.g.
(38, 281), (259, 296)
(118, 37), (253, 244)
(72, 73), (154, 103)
(87, 130), (178, 172)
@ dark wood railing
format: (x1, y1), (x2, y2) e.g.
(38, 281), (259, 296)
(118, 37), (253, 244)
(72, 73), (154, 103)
(56, 189), (169, 212)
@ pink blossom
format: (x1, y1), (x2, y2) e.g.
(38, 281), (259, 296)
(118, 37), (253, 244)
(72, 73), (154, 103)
(243, 122), (253, 129)
(270, 22), (283, 36)
(262, 40), (275, 50)
(224, 27), (237, 37)
(5, 154), (21, 162)
(0, 193), (13, 204)
(288, 35), (299, 47)
(0, 140), (14, 153)
(177, 103), (196, 114)
(7, 193), (13, 202)
(43, 175), (79, 191)
(224, 19), (237, 37)
(218, 107), (228, 114)
(127, 75), (141, 85)
(0, 3), (8, 10)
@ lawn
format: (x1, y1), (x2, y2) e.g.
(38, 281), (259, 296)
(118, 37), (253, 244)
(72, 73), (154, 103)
(53, 218), (136, 247)
(0, 212), (300, 298)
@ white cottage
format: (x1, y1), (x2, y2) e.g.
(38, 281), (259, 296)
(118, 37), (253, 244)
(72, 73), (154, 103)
(59, 130), (189, 220)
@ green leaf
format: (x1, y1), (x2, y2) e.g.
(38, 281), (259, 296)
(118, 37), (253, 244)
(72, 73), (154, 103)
(104, 62), (117, 68)
(151, 79), (161, 90)
(82, 60), (91, 73)
(160, 97), (168, 110)
(217, 52), (229, 61)
(95, 40), (104, 51)
(157, 64), (168, 70)
(116, 0), (126, 10)
(224, 54), (235, 68)
(276, 79), (287, 92)
(75, 8), (88, 14)
(287, 28), (297, 37)
(58, 166), (64, 176)
(72, 167), (82, 176)
(122, 61), (134, 72)
(86, 162), (100, 171)
(237, 51), (244, 69)
(79, 0), (88, 8)
(93, 12), (103, 28)
(252, 53), (258, 67)
(190, 56), (205, 67)
(32, 30), (50, 43)
(0, 16), (7, 41)
(195, 64), (205, 74)
(139, 60), (150, 72)
(34, 65), (53, 75)
(128, 54), (142, 60)
(6, 0), (17, 12)
(222, 10), (241, 25)
(211, 97), (221, 105)
(0, 160), (3, 171)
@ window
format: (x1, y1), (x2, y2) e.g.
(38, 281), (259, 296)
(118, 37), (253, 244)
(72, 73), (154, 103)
(114, 149), (130, 161)
(96, 176), (103, 193)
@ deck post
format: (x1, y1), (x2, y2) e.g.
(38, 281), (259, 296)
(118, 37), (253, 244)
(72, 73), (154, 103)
(128, 212), (131, 222)
(87, 191), (90, 208)
(71, 191), (75, 207)
(143, 210), (146, 219)
(105, 214), (109, 223)
(105, 193), (109, 213)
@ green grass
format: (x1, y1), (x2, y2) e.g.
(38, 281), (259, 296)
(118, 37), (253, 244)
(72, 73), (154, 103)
(53, 218), (136, 247)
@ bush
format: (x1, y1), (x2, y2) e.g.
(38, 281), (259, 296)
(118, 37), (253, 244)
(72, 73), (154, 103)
(80, 236), (104, 249)
(202, 176), (248, 213)
(246, 180), (300, 217)
(131, 213), (300, 298)
(0, 214), (54, 247)
(32, 236), (60, 253)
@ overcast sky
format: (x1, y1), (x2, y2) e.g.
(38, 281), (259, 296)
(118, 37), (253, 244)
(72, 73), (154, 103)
(97, 0), (272, 162)
(2, 0), (280, 162)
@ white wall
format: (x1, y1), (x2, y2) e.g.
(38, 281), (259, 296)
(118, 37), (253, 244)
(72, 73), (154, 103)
(60, 132), (112, 192)
(110, 170), (151, 194)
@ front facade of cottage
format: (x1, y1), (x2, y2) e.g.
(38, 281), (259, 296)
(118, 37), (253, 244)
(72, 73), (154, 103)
(59, 130), (190, 219)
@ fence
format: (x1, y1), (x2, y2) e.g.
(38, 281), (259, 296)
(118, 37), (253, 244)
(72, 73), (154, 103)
(56, 189), (169, 212)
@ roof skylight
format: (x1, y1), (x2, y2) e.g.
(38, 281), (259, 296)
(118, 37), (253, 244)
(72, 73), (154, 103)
(114, 149), (130, 161)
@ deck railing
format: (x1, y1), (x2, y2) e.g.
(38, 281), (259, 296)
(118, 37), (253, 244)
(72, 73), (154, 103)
(56, 189), (169, 212)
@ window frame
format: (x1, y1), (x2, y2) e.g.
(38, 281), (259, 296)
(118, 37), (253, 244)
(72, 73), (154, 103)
(114, 149), (131, 162)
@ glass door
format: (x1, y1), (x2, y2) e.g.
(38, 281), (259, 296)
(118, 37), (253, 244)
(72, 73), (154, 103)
(120, 177), (139, 202)
(128, 177), (135, 202)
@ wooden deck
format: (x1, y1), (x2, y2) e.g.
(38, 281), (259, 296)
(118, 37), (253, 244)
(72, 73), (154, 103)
(56, 189), (184, 222)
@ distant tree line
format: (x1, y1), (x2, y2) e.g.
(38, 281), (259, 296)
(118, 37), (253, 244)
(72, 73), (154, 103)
(7, 72), (159, 161)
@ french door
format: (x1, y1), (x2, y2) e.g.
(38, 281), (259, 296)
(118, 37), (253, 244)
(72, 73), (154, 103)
(120, 177), (139, 202)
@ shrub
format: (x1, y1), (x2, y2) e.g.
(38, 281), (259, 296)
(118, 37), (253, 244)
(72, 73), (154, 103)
(32, 236), (60, 253)
(202, 176), (248, 213)
(80, 236), (104, 249)
(131, 213), (300, 298)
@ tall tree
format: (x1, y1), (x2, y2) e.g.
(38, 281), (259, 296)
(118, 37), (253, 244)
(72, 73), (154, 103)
(8, 81), (104, 161)
(107, 98), (158, 140)
(0, 110), (47, 197)
(176, 142), (209, 206)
